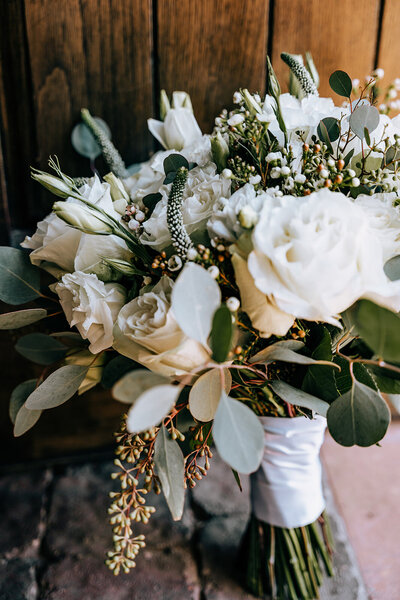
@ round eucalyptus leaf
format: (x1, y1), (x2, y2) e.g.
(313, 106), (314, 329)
(317, 117), (340, 143)
(126, 384), (179, 434)
(349, 105), (379, 140)
(0, 247), (41, 305)
(189, 368), (231, 422)
(384, 255), (400, 281)
(163, 153), (189, 175)
(112, 369), (167, 404)
(327, 380), (390, 447)
(329, 70), (352, 97)
(71, 117), (111, 159)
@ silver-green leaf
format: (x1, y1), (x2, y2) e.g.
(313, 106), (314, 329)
(154, 425), (185, 520)
(213, 393), (264, 474)
(25, 365), (88, 410)
(0, 308), (47, 330)
(9, 380), (42, 437)
(0, 247), (41, 305)
(269, 380), (329, 417)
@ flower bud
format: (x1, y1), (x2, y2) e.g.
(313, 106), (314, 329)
(103, 172), (129, 202)
(172, 91), (194, 112)
(211, 132), (229, 173)
(31, 171), (77, 199)
(241, 89), (262, 115)
(53, 201), (114, 234)
(266, 56), (281, 99)
(239, 205), (258, 229)
(159, 89), (171, 120)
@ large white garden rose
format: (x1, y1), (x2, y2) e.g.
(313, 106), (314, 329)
(114, 276), (209, 377)
(22, 176), (132, 279)
(140, 163), (231, 251)
(55, 271), (126, 354)
(354, 192), (400, 261)
(248, 188), (400, 325)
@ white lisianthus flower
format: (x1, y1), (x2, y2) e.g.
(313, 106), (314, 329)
(148, 107), (202, 151)
(248, 189), (400, 325)
(114, 277), (209, 377)
(55, 272), (126, 354)
(140, 163), (231, 251)
(22, 175), (132, 279)
(207, 183), (279, 242)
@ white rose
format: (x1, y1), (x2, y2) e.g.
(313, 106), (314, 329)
(140, 163), (231, 251)
(22, 176), (126, 277)
(114, 276), (209, 377)
(148, 107), (202, 151)
(354, 193), (400, 261)
(248, 189), (400, 325)
(55, 271), (126, 354)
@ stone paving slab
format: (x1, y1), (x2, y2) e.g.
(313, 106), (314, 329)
(0, 454), (369, 600)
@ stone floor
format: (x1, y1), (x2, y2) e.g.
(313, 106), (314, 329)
(0, 451), (369, 600)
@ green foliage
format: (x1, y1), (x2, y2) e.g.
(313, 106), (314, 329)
(101, 355), (138, 389)
(25, 365), (88, 410)
(0, 247), (41, 305)
(317, 118), (340, 153)
(15, 333), (66, 365)
(210, 305), (233, 363)
(213, 393), (264, 474)
(71, 117), (111, 159)
(0, 308), (47, 330)
(365, 364), (400, 394)
(142, 193), (162, 217)
(327, 380), (390, 447)
(349, 105), (379, 140)
(112, 370), (167, 404)
(329, 70), (352, 97)
(126, 384), (179, 434)
(334, 356), (376, 395)
(189, 368), (231, 422)
(302, 326), (338, 402)
(270, 381), (329, 417)
(384, 255), (400, 281)
(9, 379), (42, 437)
(345, 300), (400, 363)
(163, 154), (189, 176)
(154, 425), (185, 520)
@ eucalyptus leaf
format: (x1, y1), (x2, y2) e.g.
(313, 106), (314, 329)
(163, 154), (189, 175)
(249, 342), (338, 369)
(112, 369), (167, 404)
(327, 380), (390, 447)
(15, 333), (67, 365)
(343, 148), (354, 167)
(171, 262), (221, 346)
(270, 380), (329, 417)
(210, 305), (233, 363)
(25, 365), (88, 410)
(329, 70), (352, 97)
(101, 356), (138, 389)
(14, 405), (42, 437)
(365, 364), (400, 394)
(302, 326), (339, 402)
(317, 117), (340, 143)
(334, 356), (377, 395)
(142, 193), (162, 217)
(126, 384), (179, 434)
(349, 105), (379, 140)
(384, 255), (400, 281)
(213, 393), (264, 474)
(9, 379), (37, 424)
(0, 308), (47, 330)
(0, 247), (41, 305)
(189, 368), (231, 422)
(154, 425), (185, 520)
(71, 118), (111, 159)
(345, 299), (400, 363)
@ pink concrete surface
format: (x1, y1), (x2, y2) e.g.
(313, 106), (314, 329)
(322, 421), (400, 600)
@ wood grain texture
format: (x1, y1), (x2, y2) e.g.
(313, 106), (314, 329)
(0, 0), (38, 231)
(376, 0), (400, 93)
(157, 0), (270, 133)
(271, 0), (381, 101)
(23, 0), (154, 216)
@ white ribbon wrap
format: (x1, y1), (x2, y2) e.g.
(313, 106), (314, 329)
(251, 415), (327, 528)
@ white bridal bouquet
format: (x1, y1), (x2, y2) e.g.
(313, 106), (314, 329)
(2, 53), (400, 599)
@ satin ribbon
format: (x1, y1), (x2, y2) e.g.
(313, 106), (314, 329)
(250, 415), (327, 528)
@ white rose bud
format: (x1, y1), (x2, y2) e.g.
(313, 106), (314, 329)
(239, 205), (259, 229)
(53, 201), (113, 234)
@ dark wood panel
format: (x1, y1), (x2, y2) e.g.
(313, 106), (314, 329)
(22, 0), (154, 217)
(157, 0), (270, 133)
(271, 0), (381, 102)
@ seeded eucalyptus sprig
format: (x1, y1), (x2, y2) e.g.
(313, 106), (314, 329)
(281, 52), (319, 97)
(81, 108), (129, 178)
